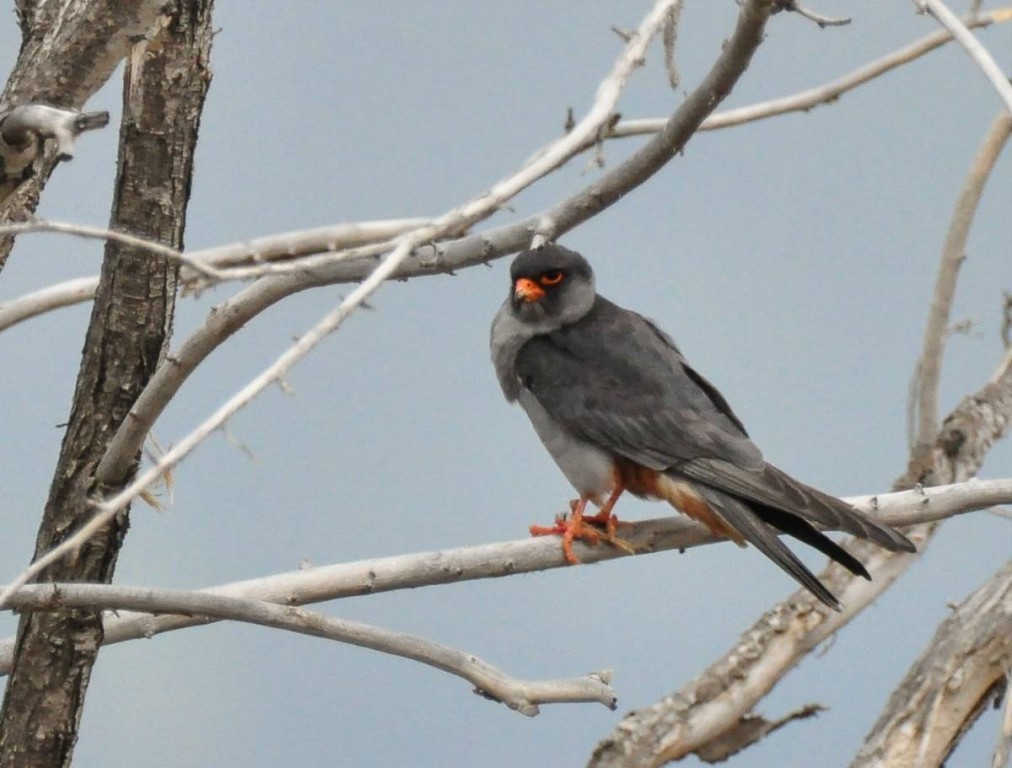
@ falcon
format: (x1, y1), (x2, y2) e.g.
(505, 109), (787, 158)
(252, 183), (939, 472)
(490, 244), (915, 609)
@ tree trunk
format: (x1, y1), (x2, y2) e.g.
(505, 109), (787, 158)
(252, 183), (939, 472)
(0, 3), (213, 765)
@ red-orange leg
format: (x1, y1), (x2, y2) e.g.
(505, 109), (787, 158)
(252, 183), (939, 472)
(529, 486), (635, 563)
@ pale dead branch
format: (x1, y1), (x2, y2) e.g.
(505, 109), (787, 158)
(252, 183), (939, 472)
(911, 112), (1012, 449)
(850, 561), (1012, 767)
(774, 0), (851, 28)
(2, 583), (617, 717)
(913, 0), (1012, 113)
(0, 477), (1008, 675)
(0, 105), (108, 162)
(612, 8), (1012, 137)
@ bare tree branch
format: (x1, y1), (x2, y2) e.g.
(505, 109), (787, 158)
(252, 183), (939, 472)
(4, 8), (1010, 333)
(911, 112), (1012, 451)
(0, 219), (218, 275)
(0, 217), (435, 332)
(1, 584), (617, 717)
(913, 0), (1012, 113)
(850, 561), (1012, 767)
(0, 106), (109, 207)
(607, 9), (1011, 136)
(662, 0), (684, 89)
(0, 477), (1008, 675)
(0, 276), (99, 330)
(774, 0), (851, 28)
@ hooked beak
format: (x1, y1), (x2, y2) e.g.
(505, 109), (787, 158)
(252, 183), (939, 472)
(513, 277), (545, 303)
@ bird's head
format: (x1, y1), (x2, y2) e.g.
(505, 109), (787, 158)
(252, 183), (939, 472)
(506, 244), (596, 329)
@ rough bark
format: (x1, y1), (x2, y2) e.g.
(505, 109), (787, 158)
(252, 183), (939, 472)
(0, 0), (168, 273)
(849, 562), (1011, 768)
(0, 3), (212, 766)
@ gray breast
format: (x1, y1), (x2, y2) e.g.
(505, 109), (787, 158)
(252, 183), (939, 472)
(490, 294), (614, 499)
(517, 389), (615, 499)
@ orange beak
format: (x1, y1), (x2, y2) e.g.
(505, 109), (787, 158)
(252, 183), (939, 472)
(514, 277), (545, 302)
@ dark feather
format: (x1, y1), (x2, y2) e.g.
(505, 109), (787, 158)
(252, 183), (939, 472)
(749, 502), (871, 579)
(679, 460), (915, 553)
(694, 486), (844, 610)
(515, 297), (762, 471)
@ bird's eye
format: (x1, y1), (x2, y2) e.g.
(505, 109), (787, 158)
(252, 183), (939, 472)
(539, 270), (565, 286)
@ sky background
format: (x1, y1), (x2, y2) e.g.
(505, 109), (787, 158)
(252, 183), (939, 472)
(1, 2), (1010, 766)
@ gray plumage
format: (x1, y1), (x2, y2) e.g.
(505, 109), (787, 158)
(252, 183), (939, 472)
(490, 244), (915, 609)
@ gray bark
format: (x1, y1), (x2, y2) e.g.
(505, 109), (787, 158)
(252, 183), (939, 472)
(0, 2), (212, 765)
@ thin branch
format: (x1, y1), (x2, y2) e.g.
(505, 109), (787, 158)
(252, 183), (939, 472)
(913, 0), (1012, 113)
(774, 1), (851, 28)
(0, 217), (433, 332)
(911, 112), (1012, 450)
(0, 219), (220, 277)
(1, 584), (616, 716)
(4, 9), (1010, 332)
(185, 218), (435, 272)
(0, 0), (688, 609)
(612, 8), (1012, 137)
(0, 477), (1007, 674)
(0, 276), (98, 330)
(850, 562), (1012, 767)
(662, 0), (684, 89)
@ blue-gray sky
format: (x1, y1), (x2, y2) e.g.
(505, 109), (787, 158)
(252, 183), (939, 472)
(1, 2), (1010, 766)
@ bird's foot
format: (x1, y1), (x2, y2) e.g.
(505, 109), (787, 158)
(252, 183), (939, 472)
(529, 500), (635, 563)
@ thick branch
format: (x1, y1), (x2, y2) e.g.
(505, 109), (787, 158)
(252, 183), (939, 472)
(587, 346), (1012, 766)
(0, 477), (1006, 675)
(2, 584), (617, 717)
(850, 561), (1012, 767)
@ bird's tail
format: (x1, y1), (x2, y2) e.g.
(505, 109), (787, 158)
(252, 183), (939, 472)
(691, 484), (848, 610)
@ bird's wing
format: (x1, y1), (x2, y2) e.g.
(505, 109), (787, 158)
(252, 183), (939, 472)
(514, 296), (915, 554)
(513, 296), (763, 472)
(680, 458), (915, 551)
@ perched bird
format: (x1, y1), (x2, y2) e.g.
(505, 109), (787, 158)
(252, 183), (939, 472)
(490, 244), (915, 609)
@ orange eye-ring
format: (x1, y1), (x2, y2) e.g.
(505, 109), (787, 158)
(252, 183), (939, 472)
(539, 270), (565, 286)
